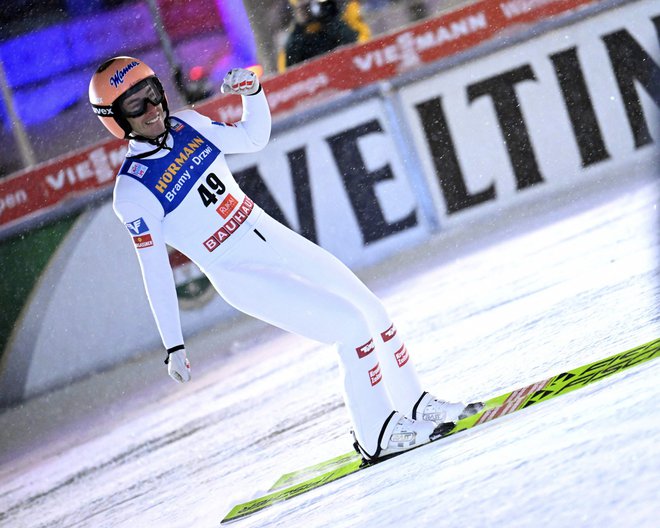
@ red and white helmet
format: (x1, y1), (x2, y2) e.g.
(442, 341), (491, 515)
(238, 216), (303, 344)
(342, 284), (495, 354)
(89, 56), (169, 139)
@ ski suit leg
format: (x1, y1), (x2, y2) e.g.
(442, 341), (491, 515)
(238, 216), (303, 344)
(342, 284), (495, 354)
(251, 215), (425, 417)
(203, 214), (420, 455)
(206, 229), (391, 454)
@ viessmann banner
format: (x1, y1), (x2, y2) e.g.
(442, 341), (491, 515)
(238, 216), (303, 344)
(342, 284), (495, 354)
(0, 0), (598, 238)
(399, 0), (660, 225)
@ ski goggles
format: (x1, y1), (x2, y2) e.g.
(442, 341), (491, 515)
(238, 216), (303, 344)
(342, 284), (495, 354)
(116, 77), (165, 118)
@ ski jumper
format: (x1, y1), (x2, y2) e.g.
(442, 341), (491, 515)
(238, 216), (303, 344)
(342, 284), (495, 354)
(112, 90), (424, 456)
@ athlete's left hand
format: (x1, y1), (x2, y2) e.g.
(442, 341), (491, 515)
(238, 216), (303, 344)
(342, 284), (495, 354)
(167, 348), (191, 383)
(221, 68), (260, 96)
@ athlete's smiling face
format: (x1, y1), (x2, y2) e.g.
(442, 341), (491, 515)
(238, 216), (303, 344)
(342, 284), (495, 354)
(122, 81), (167, 139)
(126, 100), (166, 139)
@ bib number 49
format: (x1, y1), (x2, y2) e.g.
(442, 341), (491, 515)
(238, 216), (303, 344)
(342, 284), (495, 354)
(197, 172), (226, 207)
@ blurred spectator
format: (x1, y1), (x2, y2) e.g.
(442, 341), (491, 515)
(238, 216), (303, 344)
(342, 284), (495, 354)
(344, 0), (371, 41)
(174, 65), (215, 104)
(405, 0), (429, 21)
(278, 0), (370, 72)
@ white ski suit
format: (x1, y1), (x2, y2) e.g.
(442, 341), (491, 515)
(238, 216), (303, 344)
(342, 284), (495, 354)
(112, 89), (424, 456)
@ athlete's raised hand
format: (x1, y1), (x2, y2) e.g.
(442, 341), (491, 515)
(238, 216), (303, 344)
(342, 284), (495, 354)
(221, 68), (260, 96)
(166, 347), (191, 383)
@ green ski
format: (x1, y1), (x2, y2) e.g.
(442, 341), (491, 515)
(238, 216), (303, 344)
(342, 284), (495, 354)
(221, 337), (660, 524)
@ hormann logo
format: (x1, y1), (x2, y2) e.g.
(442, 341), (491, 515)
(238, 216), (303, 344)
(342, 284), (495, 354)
(109, 61), (140, 88)
(155, 137), (206, 194)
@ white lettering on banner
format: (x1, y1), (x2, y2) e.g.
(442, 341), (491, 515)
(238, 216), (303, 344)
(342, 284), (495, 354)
(89, 148), (116, 183)
(46, 163), (92, 190)
(44, 145), (128, 191)
(108, 145), (129, 168)
(396, 33), (422, 69)
(268, 73), (331, 110)
(0, 189), (28, 217)
(500, 0), (561, 19)
(353, 13), (488, 72)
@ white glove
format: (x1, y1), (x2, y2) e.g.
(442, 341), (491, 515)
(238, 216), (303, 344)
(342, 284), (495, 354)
(221, 68), (260, 96)
(166, 347), (191, 383)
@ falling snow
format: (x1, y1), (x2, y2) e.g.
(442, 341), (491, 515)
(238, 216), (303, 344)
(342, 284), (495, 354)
(0, 177), (658, 528)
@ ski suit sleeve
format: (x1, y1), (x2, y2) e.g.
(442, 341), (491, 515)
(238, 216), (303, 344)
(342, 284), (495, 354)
(175, 89), (271, 155)
(113, 194), (184, 350)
